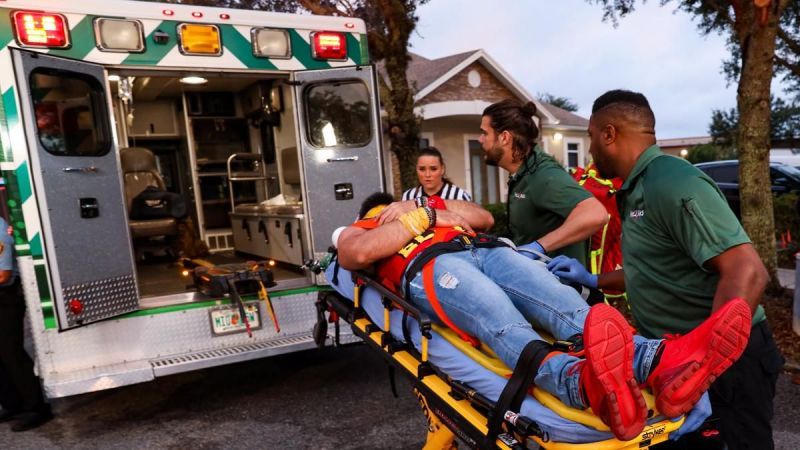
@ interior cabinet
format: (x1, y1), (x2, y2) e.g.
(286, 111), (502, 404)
(130, 100), (181, 137)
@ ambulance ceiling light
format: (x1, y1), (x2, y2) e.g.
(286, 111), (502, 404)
(180, 76), (208, 85)
(107, 74), (121, 82)
(163, 9), (175, 16)
(192, 11), (203, 18)
(94, 18), (145, 53)
(12, 11), (69, 48)
(178, 23), (222, 56)
(311, 31), (347, 61)
(251, 28), (291, 59)
(220, 14), (231, 20)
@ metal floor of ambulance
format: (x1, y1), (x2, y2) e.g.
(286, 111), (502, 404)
(136, 251), (309, 299)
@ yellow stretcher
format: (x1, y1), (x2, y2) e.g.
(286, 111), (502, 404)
(316, 270), (682, 450)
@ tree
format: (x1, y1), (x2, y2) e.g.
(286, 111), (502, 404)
(148, 0), (426, 191)
(590, 0), (792, 289)
(538, 92), (579, 112)
(686, 143), (734, 164)
(709, 97), (800, 148)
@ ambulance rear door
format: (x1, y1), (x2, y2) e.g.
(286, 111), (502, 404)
(293, 66), (384, 264)
(12, 50), (139, 330)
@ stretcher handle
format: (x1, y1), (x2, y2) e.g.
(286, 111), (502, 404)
(352, 271), (433, 338)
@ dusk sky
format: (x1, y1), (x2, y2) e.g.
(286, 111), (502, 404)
(409, 1), (789, 139)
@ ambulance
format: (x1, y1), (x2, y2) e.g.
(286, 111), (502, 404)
(0, 0), (384, 397)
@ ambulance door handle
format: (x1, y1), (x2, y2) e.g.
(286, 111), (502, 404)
(63, 166), (98, 173)
(326, 156), (358, 163)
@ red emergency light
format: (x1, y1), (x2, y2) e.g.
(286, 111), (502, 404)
(311, 31), (347, 60)
(12, 11), (70, 48)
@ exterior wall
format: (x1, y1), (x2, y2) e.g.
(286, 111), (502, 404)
(417, 62), (516, 106)
(420, 117), (473, 192)
(540, 129), (591, 168)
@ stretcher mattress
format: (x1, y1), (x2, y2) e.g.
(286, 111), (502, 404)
(325, 264), (673, 445)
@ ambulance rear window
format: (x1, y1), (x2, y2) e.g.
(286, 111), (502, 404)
(30, 69), (111, 157)
(305, 80), (371, 148)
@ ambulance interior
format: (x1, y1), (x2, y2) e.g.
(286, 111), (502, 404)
(108, 71), (311, 304)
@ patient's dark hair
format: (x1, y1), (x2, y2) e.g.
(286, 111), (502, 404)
(359, 192), (395, 219)
(591, 89), (655, 130)
(482, 99), (539, 162)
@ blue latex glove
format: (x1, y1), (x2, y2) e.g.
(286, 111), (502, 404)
(670, 392), (712, 441)
(517, 241), (547, 260)
(546, 255), (598, 288)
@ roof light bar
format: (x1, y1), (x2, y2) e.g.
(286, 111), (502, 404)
(12, 11), (69, 49)
(311, 31), (347, 61)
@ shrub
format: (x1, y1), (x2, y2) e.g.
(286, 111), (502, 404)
(483, 203), (510, 238)
(774, 192), (800, 268)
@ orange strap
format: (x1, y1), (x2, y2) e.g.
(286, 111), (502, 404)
(422, 260), (481, 348)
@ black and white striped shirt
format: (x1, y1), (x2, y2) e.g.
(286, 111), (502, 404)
(401, 182), (473, 202)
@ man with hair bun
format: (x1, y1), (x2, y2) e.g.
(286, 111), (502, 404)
(551, 89), (783, 449)
(479, 99), (608, 265)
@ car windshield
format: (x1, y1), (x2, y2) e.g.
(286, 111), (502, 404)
(776, 164), (800, 183)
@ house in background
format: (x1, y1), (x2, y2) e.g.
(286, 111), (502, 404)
(656, 136), (712, 158)
(379, 50), (590, 203)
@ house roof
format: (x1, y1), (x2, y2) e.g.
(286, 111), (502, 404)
(656, 136), (712, 148)
(378, 49), (594, 128)
(542, 103), (589, 129)
(406, 51), (476, 92)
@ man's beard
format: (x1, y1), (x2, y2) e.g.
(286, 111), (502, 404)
(484, 143), (503, 167)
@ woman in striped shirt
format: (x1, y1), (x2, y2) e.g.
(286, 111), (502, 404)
(401, 147), (473, 202)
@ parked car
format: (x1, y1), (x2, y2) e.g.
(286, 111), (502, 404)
(694, 160), (800, 217)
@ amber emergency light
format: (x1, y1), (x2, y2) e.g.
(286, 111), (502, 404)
(12, 11), (69, 48)
(178, 23), (221, 56)
(311, 31), (347, 60)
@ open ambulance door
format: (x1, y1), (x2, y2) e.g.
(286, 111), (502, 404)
(12, 50), (139, 330)
(293, 66), (385, 270)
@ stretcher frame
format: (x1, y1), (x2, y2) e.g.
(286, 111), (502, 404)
(316, 270), (681, 450)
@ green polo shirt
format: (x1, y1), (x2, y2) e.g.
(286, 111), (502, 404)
(508, 148), (592, 265)
(617, 145), (765, 339)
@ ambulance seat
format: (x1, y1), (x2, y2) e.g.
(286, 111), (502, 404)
(120, 147), (178, 240)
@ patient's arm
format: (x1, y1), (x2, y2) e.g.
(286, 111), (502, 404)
(337, 222), (415, 270)
(377, 200), (494, 231)
(338, 210), (474, 270)
(443, 200), (494, 231)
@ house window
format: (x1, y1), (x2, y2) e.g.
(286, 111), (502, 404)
(564, 138), (583, 169)
(419, 132), (434, 149)
(468, 139), (500, 204)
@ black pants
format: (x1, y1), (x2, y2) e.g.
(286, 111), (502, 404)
(0, 281), (46, 413)
(708, 320), (783, 450)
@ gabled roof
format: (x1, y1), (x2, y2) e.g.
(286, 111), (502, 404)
(543, 103), (589, 129)
(378, 49), (561, 125)
(406, 51), (476, 92)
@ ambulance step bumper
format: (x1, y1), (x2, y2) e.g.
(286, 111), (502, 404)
(150, 333), (318, 377)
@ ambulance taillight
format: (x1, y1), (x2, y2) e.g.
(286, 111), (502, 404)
(311, 31), (347, 60)
(12, 11), (69, 49)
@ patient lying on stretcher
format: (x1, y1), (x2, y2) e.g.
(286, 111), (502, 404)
(335, 192), (752, 441)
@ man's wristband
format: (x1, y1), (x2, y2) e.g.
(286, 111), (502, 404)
(423, 206), (436, 228)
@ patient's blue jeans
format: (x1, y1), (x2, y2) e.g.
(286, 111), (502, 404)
(405, 247), (662, 409)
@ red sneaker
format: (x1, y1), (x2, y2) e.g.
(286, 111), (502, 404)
(647, 298), (751, 418)
(581, 303), (647, 441)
